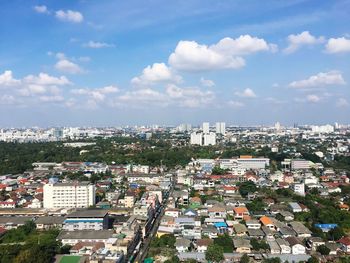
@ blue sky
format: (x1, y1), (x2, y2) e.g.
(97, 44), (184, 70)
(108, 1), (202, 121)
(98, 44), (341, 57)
(0, 0), (350, 127)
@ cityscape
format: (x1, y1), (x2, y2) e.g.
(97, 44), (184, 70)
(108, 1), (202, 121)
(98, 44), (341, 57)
(1, 1), (350, 263)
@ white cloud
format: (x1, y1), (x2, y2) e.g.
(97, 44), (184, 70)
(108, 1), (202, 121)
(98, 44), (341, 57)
(34, 5), (49, 14)
(325, 37), (350, 53)
(235, 88), (257, 98)
(212, 35), (272, 55)
(39, 95), (64, 102)
(284, 31), (325, 53)
(111, 84), (215, 109)
(228, 100), (245, 108)
(200, 77), (215, 87)
(55, 59), (83, 74)
(0, 70), (21, 87)
(24, 72), (71, 86)
(289, 71), (346, 89)
(336, 98), (349, 107)
(55, 10), (83, 23)
(83, 41), (115, 48)
(165, 84), (215, 107)
(168, 35), (275, 71)
(118, 88), (168, 106)
(306, 94), (321, 103)
(71, 85), (119, 104)
(131, 63), (181, 86)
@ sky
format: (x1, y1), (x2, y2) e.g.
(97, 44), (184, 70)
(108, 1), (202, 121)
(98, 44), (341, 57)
(0, 0), (350, 127)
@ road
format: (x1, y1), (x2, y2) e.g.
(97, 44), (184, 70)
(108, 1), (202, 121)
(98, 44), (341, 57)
(132, 186), (173, 263)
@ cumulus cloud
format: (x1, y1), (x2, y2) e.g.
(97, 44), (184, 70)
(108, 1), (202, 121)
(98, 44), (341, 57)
(0, 70), (21, 87)
(83, 41), (115, 48)
(284, 31), (324, 53)
(131, 63), (182, 86)
(34, 5), (49, 14)
(111, 84), (215, 109)
(165, 84), (215, 107)
(200, 77), (215, 87)
(289, 71), (346, 89)
(168, 35), (275, 71)
(306, 94), (321, 103)
(71, 85), (119, 105)
(24, 72), (71, 86)
(55, 59), (83, 74)
(55, 10), (83, 23)
(325, 37), (350, 53)
(336, 98), (349, 107)
(234, 88), (257, 98)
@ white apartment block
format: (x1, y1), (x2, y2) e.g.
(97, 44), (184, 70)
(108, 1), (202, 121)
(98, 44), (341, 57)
(215, 122), (226, 135)
(203, 133), (216, 146)
(190, 132), (202, 145)
(202, 122), (210, 134)
(43, 182), (95, 209)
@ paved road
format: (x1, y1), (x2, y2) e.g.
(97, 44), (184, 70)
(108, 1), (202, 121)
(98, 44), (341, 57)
(132, 187), (173, 263)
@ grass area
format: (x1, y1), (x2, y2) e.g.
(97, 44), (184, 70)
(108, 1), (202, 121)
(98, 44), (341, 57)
(59, 255), (82, 263)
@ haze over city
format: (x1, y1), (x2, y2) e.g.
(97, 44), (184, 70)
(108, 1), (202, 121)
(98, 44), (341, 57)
(0, 0), (350, 126)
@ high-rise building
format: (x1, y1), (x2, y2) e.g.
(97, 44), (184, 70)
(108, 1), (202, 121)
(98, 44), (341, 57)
(215, 122), (226, 135)
(190, 132), (203, 145)
(203, 133), (216, 146)
(202, 122), (210, 134)
(43, 182), (95, 208)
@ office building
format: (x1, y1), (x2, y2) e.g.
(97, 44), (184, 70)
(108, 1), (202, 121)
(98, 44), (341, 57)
(43, 182), (96, 209)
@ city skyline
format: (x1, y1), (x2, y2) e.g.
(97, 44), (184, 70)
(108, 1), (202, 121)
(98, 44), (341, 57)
(1, 0), (350, 126)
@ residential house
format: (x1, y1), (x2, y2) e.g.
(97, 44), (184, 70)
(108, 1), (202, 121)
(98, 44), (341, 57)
(233, 238), (252, 253)
(260, 216), (275, 230)
(233, 207), (249, 220)
(246, 220), (261, 229)
(286, 237), (306, 255)
(175, 238), (192, 253)
(338, 236), (350, 253)
(196, 239), (213, 253)
(276, 238), (291, 254)
(268, 240), (281, 254)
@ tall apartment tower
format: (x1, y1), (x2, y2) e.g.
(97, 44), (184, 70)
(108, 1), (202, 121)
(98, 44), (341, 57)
(202, 122), (210, 134)
(43, 182), (96, 208)
(215, 122), (226, 135)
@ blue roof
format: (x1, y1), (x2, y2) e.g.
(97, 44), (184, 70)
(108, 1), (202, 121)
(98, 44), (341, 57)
(314, 224), (338, 229)
(214, 222), (227, 228)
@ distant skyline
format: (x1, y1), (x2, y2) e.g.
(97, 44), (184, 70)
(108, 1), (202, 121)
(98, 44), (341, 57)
(0, 0), (350, 127)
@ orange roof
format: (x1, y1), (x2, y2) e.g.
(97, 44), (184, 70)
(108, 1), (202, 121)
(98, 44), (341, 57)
(260, 216), (273, 226)
(339, 204), (349, 209)
(240, 155), (252, 159)
(233, 207), (249, 214)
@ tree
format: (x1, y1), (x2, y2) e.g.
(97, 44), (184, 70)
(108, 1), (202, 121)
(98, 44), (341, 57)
(240, 254), (250, 263)
(238, 181), (257, 197)
(316, 244), (330, 255)
(205, 244), (224, 262)
(307, 256), (319, 263)
(328, 227), (345, 241)
(263, 258), (281, 263)
(214, 234), (233, 253)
